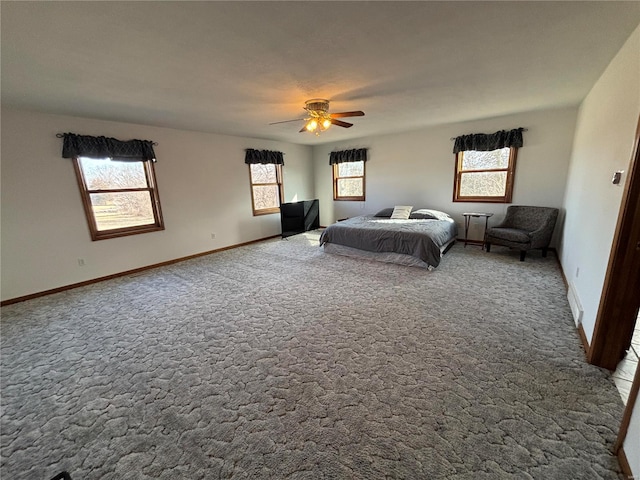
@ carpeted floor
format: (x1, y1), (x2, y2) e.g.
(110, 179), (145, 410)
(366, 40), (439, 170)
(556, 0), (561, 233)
(1, 232), (625, 479)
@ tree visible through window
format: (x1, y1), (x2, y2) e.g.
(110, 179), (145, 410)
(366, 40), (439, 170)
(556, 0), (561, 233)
(249, 163), (283, 215)
(333, 160), (365, 201)
(73, 157), (164, 240)
(453, 147), (517, 203)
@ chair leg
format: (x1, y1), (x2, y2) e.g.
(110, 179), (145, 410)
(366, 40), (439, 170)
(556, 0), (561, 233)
(520, 250), (526, 261)
(542, 247), (548, 258)
(485, 242), (491, 252)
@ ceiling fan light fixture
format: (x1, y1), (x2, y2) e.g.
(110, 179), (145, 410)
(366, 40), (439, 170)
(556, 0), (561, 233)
(271, 99), (364, 135)
(304, 99), (333, 135)
(305, 99), (330, 113)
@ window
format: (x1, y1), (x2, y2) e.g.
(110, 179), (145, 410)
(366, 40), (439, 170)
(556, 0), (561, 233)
(453, 147), (518, 203)
(73, 157), (164, 240)
(333, 160), (365, 201)
(249, 163), (283, 215)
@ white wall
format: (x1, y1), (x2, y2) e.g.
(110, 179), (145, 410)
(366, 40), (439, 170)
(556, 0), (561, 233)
(0, 108), (313, 301)
(559, 25), (640, 346)
(557, 25), (640, 478)
(313, 107), (577, 244)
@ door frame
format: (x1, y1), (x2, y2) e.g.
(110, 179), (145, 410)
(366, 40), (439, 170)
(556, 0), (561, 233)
(588, 115), (640, 473)
(588, 115), (640, 371)
(614, 362), (639, 471)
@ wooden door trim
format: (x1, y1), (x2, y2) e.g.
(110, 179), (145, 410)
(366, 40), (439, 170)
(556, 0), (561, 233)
(588, 115), (640, 370)
(615, 361), (640, 455)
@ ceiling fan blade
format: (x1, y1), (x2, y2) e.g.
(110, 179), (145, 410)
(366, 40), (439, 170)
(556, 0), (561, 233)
(269, 118), (306, 125)
(330, 119), (353, 128)
(330, 111), (365, 118)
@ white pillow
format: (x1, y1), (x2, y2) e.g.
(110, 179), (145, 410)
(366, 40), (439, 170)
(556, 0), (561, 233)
(412, 209), (452, 221)
(390, 205), (413, 220)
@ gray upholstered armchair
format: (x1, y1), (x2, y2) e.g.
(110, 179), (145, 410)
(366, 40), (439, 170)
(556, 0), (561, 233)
(485, 206), (559, 261)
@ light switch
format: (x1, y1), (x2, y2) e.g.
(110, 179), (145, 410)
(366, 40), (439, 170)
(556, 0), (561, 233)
(612, 170), (624, 185)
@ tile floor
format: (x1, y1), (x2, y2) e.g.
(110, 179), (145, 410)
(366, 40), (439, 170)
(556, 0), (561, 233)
(613, 316), (640, 405)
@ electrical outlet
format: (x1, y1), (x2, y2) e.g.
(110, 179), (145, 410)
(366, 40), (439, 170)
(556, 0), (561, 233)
(211, 233), (216, 239)
(77, 258), (85, 267)
(575, 267), (580, 278)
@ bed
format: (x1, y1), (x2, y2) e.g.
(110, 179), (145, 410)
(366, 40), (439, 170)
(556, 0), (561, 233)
(319, 207), (458, 269)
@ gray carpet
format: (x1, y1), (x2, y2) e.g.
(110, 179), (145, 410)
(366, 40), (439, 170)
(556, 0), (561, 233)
(1, 232), (625, 479)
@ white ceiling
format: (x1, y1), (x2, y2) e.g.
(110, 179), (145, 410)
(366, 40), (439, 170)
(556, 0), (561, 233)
(2, 1), (639, 145)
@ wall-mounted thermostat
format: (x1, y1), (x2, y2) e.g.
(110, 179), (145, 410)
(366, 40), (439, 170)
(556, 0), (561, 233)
(612, 170), (624, 185)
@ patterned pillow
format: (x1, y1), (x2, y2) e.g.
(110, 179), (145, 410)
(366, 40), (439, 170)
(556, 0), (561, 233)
(390, 205), (413, 220)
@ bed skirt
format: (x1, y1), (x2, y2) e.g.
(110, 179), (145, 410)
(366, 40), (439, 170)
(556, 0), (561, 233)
(322, 240), (454, 270)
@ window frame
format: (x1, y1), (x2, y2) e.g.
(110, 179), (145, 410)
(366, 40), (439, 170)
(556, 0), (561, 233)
(248, 163), (284, 216)
(72, 157), (165, 241)
(333, 160), (366, 201)
(453, 147), (518, 203)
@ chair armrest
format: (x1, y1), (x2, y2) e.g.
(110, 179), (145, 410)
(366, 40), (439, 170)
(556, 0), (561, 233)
(487, 220), (510, 230)
(528, 224), (554, 248)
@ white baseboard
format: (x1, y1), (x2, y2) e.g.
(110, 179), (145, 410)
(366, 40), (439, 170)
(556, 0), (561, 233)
(567, 281), (584, 328)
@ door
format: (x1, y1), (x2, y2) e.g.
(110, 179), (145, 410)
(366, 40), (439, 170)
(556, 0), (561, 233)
(588, 115), (640, 370)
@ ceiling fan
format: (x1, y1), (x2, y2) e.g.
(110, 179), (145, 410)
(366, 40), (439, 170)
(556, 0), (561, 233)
(270, 99), (364, 135)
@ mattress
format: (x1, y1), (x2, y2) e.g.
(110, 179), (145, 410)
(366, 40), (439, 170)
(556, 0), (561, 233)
(319, 214), (458, 268)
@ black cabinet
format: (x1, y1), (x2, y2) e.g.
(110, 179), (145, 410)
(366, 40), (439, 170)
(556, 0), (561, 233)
(280, 199), (320, 238)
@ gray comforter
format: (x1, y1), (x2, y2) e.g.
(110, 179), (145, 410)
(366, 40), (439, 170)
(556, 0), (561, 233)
(319, 215), (458, 267)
